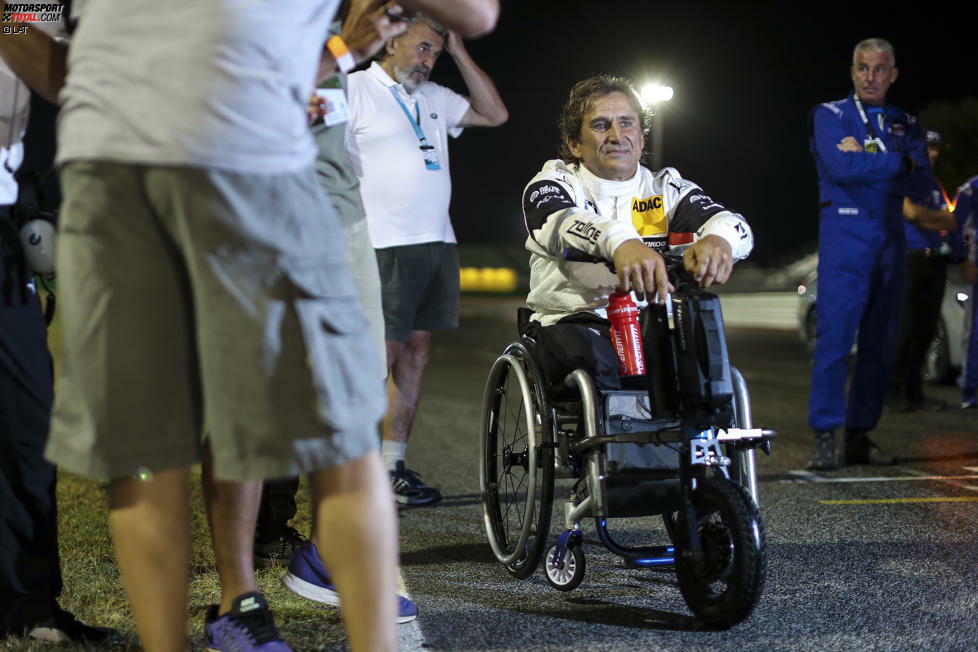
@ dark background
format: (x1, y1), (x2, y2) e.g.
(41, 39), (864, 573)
(436, 0), (976, 266)
(19, 1), (975, 268)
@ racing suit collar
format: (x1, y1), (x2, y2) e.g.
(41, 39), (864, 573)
(574, 161), (642, 201)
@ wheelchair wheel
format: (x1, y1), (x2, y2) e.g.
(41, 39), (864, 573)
(544, 540), (585, 591)
(676, 477), (766, 628)
(480, 342), (555, 578)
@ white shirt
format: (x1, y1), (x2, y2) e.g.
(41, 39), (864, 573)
(0, 17), (67, 204)
(0, 64), (27, 205)
(57, 0), (338, 172)
(345, 61), (470, 248)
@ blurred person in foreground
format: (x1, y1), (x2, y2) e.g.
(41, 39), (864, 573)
(0, 2), (119, 643)
(3, 1), (409, 649)
(520, 75), (753, 390)
(806, 37), (931, 471)
(254, 0), (504, 629)
(345, 15), (508, 506)
(254, 0), (421, 626)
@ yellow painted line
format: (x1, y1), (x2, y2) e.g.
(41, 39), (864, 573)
(820, 497), (978, 505)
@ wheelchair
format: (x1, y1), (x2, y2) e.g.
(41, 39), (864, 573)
(478, 256), (776, 628)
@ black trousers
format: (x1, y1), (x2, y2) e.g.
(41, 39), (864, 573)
(0, 210), (60, 634)
(524, 313), (623, 391)
(891, 252), (946, 401)
(256, 478), (300, 543)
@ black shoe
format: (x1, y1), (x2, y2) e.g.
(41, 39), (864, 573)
(844, 430), (895, 466)
(27, 608), (123, 645)
(254, 526), (306, 568)
(807, 430), (838, 470)
(390, 461), (442, 506)
(908, 396), (946, 412)
(883, 393), (913, 413)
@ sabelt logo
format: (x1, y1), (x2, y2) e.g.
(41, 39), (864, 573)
(631, 195), (666, 236)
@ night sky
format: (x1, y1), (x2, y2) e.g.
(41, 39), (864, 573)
(436, 1), (975, 266)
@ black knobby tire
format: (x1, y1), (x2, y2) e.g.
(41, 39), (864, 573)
(676, 477), (766, 628)
(480, 342), (555, 579)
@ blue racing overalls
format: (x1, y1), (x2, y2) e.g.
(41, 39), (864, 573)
(808, 92), (931, 433)
(952, 175), (978, 396)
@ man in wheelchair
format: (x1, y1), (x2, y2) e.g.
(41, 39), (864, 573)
(521, 75), (754, 389)
(481, 76), (772, 626)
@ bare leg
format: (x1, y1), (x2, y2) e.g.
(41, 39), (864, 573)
(109, 467), (191, 652)
(383, 330), (431, 445)
(310, 451), (398, 652)
(201, 456), (262, 614)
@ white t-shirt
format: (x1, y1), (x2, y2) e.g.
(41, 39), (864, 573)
(345, 61), (470, 249)
(0, 64), (28, 205)
(1, 17), (68, 204)
(57, 0), (339, 173)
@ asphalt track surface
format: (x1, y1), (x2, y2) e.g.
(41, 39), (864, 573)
(386, 294), (978, 651)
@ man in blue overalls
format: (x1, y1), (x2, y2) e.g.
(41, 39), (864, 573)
(952, 175), (978, 408)
(887, 130), (957, 412)
(807, 37), (931, 470)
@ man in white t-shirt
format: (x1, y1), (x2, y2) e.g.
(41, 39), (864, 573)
(0, 5), (120, 644)
(346, 17), (507, 506)
(4, 1), (404, 650)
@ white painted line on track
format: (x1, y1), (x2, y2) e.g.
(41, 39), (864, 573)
(788, 469), (978, 483)
(820, 496), (978, 505)
(786, 470), (826, 482)
(398, 573), (425, 650)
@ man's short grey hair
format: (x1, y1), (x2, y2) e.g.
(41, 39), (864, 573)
(410, 16), (448, 39)
(380, 16), (448, 60)
(852, 38), (896, 66)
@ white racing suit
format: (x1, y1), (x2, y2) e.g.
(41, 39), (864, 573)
(523, 159), (754, 326)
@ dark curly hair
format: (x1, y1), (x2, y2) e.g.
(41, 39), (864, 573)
(558, 76), (651, 166)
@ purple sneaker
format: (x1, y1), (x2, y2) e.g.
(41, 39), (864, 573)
(204, 592), (292, 651)
(281, 542), (418, 624)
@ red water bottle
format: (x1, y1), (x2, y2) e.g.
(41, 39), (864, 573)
(607, 291), (646, 376)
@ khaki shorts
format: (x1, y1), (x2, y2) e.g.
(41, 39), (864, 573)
(45, 162), (385, 481)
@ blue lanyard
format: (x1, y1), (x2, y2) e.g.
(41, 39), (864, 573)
(390, 86), (433, 150)
(853, 93), (888, 153)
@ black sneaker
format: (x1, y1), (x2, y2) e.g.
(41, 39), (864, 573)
(390, 461), (441, 506)
(27, 608), (123, 645)
(254, 526), (306, 568)
(908, 396), (946, 412)
(807, 430), (838, 470)
(883, 392), (913, 413)
(844, 430), (895, 466)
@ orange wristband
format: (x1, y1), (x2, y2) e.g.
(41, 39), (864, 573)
(326, 35), (355, 73)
